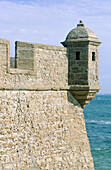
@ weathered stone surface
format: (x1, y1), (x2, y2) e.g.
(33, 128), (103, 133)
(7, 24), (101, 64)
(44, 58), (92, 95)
(0, 91), (94, 169)
(15, 41), (35, 70)
(10, 57), (15, 68)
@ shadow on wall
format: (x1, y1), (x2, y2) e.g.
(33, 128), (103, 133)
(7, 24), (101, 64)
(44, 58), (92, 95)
(67, 91), (81, 107)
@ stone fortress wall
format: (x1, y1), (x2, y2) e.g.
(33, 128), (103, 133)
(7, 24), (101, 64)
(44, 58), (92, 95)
(0, 21), (101, 169)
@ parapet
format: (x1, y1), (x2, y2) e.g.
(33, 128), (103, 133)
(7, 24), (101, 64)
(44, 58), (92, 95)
(0, 39), (68, 90)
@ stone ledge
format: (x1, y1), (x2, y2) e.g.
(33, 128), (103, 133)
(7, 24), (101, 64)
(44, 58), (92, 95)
(0, 84), (101, 91)
(0, 84), (101, 108)
(9, 68), (36, 75)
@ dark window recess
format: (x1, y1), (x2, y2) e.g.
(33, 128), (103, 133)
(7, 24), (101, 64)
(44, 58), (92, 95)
(76, 51), (80, 60)
(92, 52), (95, 61)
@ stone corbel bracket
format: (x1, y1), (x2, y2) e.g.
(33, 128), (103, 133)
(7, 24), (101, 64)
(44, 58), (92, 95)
(69, 85), (101, 108)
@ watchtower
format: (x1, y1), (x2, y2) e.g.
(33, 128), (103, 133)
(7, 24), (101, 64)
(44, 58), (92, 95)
(61, 20), (101, 108)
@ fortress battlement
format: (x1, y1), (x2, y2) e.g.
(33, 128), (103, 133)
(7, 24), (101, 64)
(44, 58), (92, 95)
(0, 21), (101, 169)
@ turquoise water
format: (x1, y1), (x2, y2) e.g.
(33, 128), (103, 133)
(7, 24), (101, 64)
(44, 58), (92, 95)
(84, 95), (111, 170)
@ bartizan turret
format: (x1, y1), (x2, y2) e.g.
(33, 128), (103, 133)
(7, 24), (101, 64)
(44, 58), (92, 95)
(61, 20), (101, 108)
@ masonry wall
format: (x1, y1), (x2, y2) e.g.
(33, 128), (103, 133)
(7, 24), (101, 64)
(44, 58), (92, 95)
(34, 43), (68, 85)
(15, 41), (35, 70)
(0, 91), (94, 170)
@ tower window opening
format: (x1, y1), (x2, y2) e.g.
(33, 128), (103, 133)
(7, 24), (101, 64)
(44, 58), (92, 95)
(92, 52), (95, 61)
(76, 51), (80, 60)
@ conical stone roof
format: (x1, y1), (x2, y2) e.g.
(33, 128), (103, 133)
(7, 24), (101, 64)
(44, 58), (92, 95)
(61, 20), (100, 46)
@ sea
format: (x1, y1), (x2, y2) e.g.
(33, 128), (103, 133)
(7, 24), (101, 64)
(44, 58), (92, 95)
(84, 95), (111, 170)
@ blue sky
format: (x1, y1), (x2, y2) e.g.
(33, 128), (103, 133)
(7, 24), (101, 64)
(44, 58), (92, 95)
(0, 0), (111, 94)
